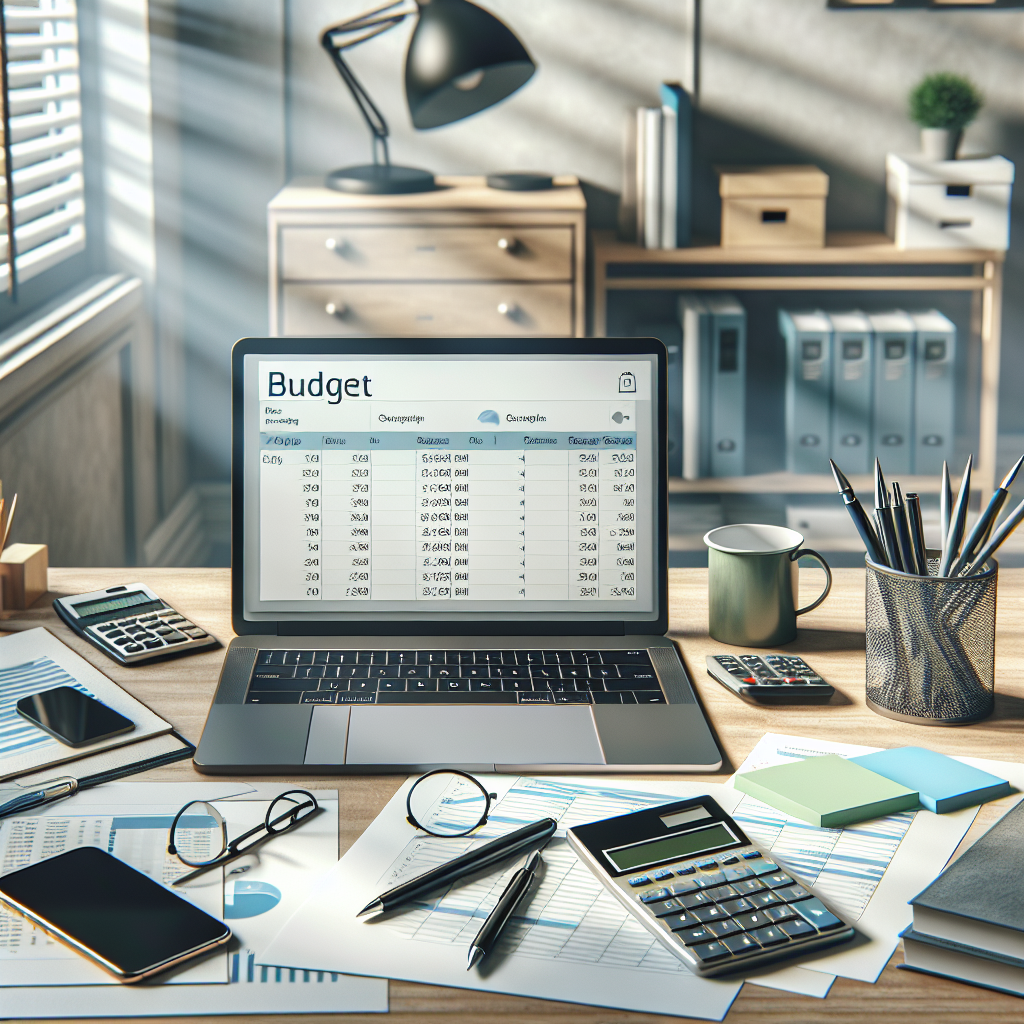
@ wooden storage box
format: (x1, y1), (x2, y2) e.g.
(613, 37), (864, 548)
(886, 154), (1014, 251)
(719, 166), (828, 248)
(0, 543), (48, 609)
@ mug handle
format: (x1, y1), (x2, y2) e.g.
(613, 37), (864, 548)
(791, 548), (833, 615)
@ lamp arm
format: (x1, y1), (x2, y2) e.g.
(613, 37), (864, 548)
(320, 0), (420, 168)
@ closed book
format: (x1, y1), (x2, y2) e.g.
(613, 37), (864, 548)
(868, 311), (915, 475)
(680, 295), (711, 479)
(911, 310), (956, 476)
(619, 113), (637, 242)
(849, 747), (1010, 814)
(733, 753), (919, 827)
(828, 311), (872, 474)
(706, 295), (746, 477)
(659, 82), (692, 248)
(780, 309), (832, 473)
(909, 799), (1024, 961)
(900, 926), (1024, 997)
(641, 107), (662, 249)
(636, 321), (683, 477)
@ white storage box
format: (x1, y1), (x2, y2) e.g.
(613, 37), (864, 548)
(886, 154), (1013, 251)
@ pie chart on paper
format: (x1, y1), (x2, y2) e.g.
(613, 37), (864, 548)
(223, 880), (282, 918)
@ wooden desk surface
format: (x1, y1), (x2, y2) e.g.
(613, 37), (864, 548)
(6, 566), (1024, 1024)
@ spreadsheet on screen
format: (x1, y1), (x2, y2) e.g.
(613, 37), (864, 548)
(242, 353), (658, 622)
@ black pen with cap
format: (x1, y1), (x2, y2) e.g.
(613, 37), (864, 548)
(891, 482), (922, 576)
(829, 459), (887, 566)
(873, 459), (902, 571)
(467, 849), (541, 969)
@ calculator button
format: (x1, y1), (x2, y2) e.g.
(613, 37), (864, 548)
(651, 899), (687, 918)
(705, 884), (739, 903)
(741, 850), (762, 860)
(166, 616), (185, 624)
(763, 872), (795, 889)
(113, 637), (132, 646)
(124, 644), (144, 653)
(675, 924), (716, 946)
(653, 869), (674, 882)
(719, 897), (756, 917)
(627, 876), (651, 888)
(722, 932), (760, 955)
(691, 905), (729, 924)
(690, 941), (732, 964)
(794, 898), (844, 931)
(752, 861), (780, 876)
(723, 866), (754, 882)
(733, 878), (767, 896)
(144, 640), (163, 649)
(97, 624), (118, 634)
(719, 855), (739, 865)
(693, 871), (726, 889)
(776, 884), (812, 903)
(735, 910), (775, 932)
(750, 891), (783, 909)
(750, 925), (790, 947)
(780, 919), (817, 939)
(639, 888), (671, 904)
(669, 879), (700, 897)
(107, 631), (127, 641)
(696, 858), (717, 870)
(674, 864), (697, 876)
(661, 913), (698, 932)
(154, 626), (174, 636)
(165, 635), (187, 645)
(706, 919), (742, 939)
(764, 905), (797, 923)
(679, 891), (713, 910)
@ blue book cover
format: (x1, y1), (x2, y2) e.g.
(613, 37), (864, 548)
(912, 310), (956, 476)
(868, 311), (915, 475)
(707, 295), (746, 477)
(780, 310), (832, 474)
(850, 747), (1011, 813)
(828, 312), (873, 475)
(659, 83), (692, 248)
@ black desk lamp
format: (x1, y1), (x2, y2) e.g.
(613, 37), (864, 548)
(321, 0), (536, 194)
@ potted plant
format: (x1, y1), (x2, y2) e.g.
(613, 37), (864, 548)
(909, 73), (983, 161)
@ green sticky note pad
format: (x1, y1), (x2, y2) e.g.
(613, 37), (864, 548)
(734, 754), (920, 827)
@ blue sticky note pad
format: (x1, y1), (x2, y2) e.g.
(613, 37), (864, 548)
(849, 747), (1012, 813)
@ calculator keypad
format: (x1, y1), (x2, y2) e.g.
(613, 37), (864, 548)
(619, 844), (850, 972)
(87, 605), (217, 662)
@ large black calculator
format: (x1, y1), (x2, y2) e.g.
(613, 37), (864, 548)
(53, 584), (219, 666)
(566, 795), (854, 977)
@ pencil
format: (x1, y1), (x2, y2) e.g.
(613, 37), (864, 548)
(939, 457), (972, 578)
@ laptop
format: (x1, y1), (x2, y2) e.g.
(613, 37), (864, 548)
(193, 338), (722, 773)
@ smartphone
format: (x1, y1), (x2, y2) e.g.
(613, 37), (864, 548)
(16, 686), (135, 747)
(0, 846), (231, 982)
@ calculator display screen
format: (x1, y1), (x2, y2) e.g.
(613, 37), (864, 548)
(605, 823), (737, 872)
(72, 591), (153, 618)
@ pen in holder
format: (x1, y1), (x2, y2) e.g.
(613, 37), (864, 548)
(865, 550), (996, 725)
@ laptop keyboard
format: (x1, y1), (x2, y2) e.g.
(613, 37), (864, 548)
(245, 649), (665, 706)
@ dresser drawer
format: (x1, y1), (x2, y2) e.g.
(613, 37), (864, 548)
(279, 226), (573, 282)
(281, 283), (573, 336)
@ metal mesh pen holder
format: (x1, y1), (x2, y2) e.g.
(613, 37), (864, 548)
(865, 552), (997, 725)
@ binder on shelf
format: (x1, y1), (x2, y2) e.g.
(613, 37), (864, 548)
(659, 82), (692, 249)
(828, 311), (873, 475)
(636, 321), (683, 477)
(781, 309), (832, 474)
(868, 311), (916, 475)
(640, 107), (662, 249)
(679, 295), (746, 479)
(707, 296), (746, 477)
(911, 310), (956, 476)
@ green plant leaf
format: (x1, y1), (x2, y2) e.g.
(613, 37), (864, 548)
(909, 73), (983, 130)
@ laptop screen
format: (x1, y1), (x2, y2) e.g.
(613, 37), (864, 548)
(236, 342), (664, 629)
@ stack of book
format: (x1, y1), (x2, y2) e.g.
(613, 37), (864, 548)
(901, 799), (1024, 996)
(781, 308), (957, 475)
(620, 83), (693, 249)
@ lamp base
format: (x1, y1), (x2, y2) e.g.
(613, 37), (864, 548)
(325, 164), (436, 195)
(487, 172), (554, 191)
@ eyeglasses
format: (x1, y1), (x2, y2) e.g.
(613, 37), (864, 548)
(405, 769), (498, 838)
(167, 789), (321, 884)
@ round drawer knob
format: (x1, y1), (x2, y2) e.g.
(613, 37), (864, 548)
(497, 302), (516, 317)
(325, 237), (339, 251)
(325, 302), (348, 317)
(497, 237), (518, 252)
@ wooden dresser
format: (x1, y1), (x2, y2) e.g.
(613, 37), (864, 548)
(268, 175), (586, 338)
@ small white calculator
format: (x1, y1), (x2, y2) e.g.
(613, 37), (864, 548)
(566, 795), (854, 976)
(53, 584), (219, 666)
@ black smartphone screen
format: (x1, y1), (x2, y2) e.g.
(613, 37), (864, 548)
(0, 847), (230, 979)
(16, 686), (135, 747)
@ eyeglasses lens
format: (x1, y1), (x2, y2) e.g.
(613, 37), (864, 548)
(408, 771), (490, 837)
(170, 801), (227, 866)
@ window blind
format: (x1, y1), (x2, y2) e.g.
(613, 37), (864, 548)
(0, 0), (84, 296)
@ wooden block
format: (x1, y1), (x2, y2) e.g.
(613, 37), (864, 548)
(717, 165), (829, 198)
(1, 543), (49, 609)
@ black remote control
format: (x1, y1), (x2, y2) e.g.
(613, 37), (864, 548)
(706, 654), (834, 703)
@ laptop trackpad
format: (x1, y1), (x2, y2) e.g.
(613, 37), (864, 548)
(345, 706), (605, 767)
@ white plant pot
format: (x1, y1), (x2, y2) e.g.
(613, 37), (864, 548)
(920, 127), (962, 161)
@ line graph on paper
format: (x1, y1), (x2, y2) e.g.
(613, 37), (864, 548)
(379, 777), (694, 973)
(728, 736), (914, 921)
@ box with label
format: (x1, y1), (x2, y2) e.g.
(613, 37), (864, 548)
(718, 166), (828, 248)
(886, 154), (1014, 250)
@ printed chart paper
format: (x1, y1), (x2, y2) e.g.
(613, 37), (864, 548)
(262, 776), (757, 1021)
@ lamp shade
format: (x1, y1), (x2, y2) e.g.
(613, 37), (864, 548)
(405, 0), (535, 130)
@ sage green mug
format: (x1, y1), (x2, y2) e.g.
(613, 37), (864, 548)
(704, 524), (833, 647)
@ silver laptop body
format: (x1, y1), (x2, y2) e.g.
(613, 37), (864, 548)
(194, 338), (721, 773)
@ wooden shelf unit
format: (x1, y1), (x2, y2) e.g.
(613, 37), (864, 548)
(592, 231), (1005, 499)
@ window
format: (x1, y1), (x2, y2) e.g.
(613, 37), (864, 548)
(0, 0), (84, 298)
